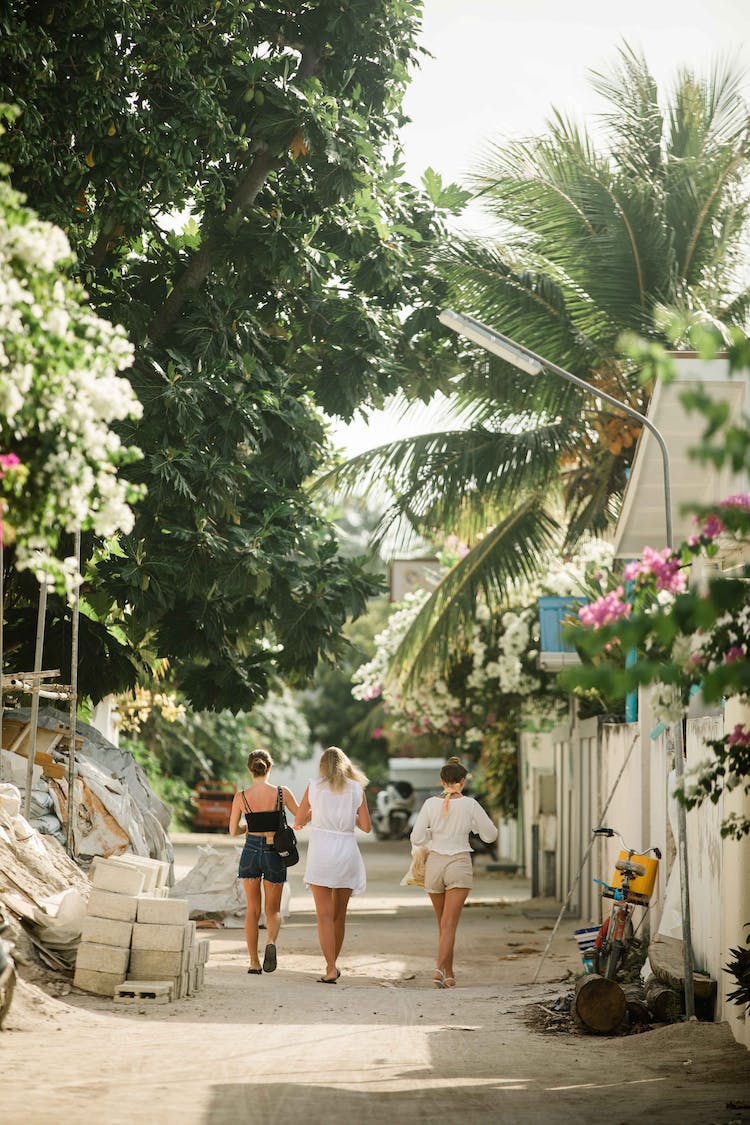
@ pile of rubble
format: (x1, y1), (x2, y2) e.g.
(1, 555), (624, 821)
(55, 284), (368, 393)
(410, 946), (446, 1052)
(0, 705), (191, 1024)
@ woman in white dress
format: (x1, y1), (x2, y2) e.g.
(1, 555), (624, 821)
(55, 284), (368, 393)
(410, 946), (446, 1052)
(294, 747), (371, 983)
(410, 757), (498, 988)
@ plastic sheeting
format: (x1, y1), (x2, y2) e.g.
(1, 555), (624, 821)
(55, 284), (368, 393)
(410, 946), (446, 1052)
(171, 845), (291, 927)
(0, 784), (90, 967)
(1, 707), (173, 871)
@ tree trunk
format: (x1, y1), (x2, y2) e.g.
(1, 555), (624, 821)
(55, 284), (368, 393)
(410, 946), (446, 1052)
(622, 982), (651, 1026)
(574, 973), (627, 1034)
(644, 974), (682, 1022)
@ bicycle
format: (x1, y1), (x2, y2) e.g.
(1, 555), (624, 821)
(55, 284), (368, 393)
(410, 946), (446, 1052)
(591, 827), (661, 981)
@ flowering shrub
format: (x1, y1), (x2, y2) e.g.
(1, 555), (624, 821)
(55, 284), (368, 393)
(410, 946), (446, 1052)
(0, 166), (142, 592)
(352, 539), (614, 762)
(562, 329), (750, 836)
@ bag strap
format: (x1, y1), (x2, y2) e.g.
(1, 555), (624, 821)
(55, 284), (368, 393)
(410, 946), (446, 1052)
(276, 786), (285, 828)
(239, 790), (251, 814)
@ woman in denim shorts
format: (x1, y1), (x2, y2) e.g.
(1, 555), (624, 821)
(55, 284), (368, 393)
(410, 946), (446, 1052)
(410, 757), (498, 988)
(229, 749), (300, 974)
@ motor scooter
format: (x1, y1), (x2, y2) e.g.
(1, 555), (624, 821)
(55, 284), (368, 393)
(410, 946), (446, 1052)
(372, 781), (416, 840)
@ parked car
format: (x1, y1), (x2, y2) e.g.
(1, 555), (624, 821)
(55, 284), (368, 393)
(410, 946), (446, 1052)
(191, 780), (236, 831)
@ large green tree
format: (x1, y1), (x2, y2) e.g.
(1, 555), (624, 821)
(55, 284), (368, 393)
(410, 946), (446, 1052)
(324, 46), (750, 686)
(0, 1), (462, 708)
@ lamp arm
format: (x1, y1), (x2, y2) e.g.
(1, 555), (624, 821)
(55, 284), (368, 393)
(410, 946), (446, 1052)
(532, 352), (674, 551)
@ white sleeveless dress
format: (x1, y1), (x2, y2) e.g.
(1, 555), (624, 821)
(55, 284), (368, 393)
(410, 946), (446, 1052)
(303, 778), (366, 895)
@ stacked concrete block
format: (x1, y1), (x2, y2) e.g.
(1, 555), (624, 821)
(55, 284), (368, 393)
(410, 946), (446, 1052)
(127, 898), (206, 1001)
(73, 857), (145, 996)
(74, 854), (208, 1003)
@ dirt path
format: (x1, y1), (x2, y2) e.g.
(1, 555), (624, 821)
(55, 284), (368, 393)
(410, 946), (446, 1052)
(2, 838), (749, 1124)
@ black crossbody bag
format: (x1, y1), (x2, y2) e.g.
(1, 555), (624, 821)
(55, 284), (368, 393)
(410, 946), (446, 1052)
(273, 786), (299, 866)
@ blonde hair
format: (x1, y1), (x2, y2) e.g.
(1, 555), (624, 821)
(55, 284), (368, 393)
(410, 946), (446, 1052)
(247, 748), (273, 777)
(318, 746), (368, 792)
(440, 756), (468, 785)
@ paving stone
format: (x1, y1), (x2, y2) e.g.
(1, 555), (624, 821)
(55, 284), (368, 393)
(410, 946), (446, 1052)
(76, 941), (130, 976)
(87, 888), (139, 923)
(136, 897), (189, 926)
(114, 980), (175, 1004)
(80, 915), (133, 948)
(73, 965), (126, 997)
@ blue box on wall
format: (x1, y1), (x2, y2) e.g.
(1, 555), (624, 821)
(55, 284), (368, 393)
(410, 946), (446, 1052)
(538, 596), (584, 670)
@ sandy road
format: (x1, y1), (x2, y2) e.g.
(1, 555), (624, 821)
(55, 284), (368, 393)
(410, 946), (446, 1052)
(1, 836), (749, 1124)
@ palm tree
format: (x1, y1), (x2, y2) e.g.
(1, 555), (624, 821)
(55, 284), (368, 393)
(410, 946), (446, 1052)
(321, 45), (750, 688)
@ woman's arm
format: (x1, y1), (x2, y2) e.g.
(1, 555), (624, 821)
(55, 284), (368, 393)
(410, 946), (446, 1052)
(228, 792), (244, 837)
(293, 786), (311, 830)
(470, 800), (498, 843)
(355, 792), (371, 833)
(409, 800), (432, 848)
(283, 786), (300, 819)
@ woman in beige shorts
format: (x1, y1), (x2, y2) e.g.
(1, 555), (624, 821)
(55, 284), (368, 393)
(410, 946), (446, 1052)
(410, 757), (498, 988)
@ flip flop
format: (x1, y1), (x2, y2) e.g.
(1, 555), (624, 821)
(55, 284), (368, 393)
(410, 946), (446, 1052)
(317, 976), (338, 984)
(262, 944), (277, 973)
(433, 969), (447, 989)
(247, 967), (262, 975)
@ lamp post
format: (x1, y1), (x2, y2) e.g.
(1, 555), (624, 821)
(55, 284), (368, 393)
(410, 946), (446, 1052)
(439, 307), (695, 1018)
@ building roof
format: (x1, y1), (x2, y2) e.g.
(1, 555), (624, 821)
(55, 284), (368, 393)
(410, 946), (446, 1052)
(613, 355), (749, 558)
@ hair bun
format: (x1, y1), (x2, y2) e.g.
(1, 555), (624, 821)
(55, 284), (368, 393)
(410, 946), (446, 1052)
(447, 755), (461, 765)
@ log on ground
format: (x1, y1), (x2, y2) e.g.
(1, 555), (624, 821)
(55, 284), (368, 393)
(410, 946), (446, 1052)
(574, 973), (627, 1034)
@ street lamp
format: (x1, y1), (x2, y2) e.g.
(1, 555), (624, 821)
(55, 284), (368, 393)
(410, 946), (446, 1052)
(439, 307), (695, 1018)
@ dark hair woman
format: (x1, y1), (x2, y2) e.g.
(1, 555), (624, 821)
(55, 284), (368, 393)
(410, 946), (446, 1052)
(229, 748), (299, 975)
(410, 757), (498, 988)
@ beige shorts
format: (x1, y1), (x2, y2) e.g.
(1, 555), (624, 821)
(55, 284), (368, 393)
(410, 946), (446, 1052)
(424, 851), (473, 893)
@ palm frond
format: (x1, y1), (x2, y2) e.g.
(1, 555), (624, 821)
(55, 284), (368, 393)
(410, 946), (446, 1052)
(588, 44), (663, 180)
(388, 496), (561, 690)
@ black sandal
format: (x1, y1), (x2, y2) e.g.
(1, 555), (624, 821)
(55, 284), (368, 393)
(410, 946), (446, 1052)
(262, 944), (277, 973)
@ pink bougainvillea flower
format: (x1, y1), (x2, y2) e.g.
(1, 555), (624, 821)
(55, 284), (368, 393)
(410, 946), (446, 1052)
(721, 493), (750, 511)
(578, 586), (632, 629)
(727, 724), (750, 748)
(0, 453), (21, 470)
(724, 646), (746, 664)
(623, 545), (686, 594)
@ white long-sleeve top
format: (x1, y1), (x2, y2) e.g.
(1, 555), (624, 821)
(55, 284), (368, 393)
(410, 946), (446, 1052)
(410, 795), (498, 855)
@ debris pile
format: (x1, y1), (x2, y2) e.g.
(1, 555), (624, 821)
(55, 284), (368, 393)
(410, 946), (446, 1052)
(1, 706), (172, 864)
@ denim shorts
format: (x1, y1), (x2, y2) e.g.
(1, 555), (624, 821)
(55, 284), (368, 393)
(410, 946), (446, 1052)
(238, 834), (286, 884)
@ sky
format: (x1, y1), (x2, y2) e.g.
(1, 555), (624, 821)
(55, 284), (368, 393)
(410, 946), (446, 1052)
(330, 0), (750, 456)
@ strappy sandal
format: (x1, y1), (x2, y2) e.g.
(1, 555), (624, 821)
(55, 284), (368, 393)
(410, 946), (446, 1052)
(433, 969), (447, 989)
(444, 976), (456, 988)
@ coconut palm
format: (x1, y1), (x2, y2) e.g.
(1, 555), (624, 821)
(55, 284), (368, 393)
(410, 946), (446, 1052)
(321, 45), (750, 687)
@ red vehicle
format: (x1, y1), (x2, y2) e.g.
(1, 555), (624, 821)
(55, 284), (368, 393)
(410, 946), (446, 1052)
(191, 781), (236, 831)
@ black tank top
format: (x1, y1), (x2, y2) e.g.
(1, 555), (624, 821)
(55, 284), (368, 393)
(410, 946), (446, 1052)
(240, 790), (279, 833)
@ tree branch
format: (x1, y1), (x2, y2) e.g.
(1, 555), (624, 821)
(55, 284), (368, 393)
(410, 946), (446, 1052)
(147, 44), (321, 345)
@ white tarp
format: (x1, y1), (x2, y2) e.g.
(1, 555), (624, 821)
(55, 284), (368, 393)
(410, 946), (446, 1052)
(171, 845), (290, 927)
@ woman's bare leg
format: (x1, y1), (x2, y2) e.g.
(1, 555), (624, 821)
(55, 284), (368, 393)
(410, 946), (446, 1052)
(242, 878), (262, 969)
(310, 884), (337, 979)
(332, 888), (352, 962)
(435, 887), (469, 980)
(428, 892), (446, 982)
(263, 880), (283, 946)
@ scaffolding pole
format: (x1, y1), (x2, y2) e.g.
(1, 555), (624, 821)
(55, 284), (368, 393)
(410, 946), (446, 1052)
(23, 581), (48, 820)
(65, 530), (81, 856)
